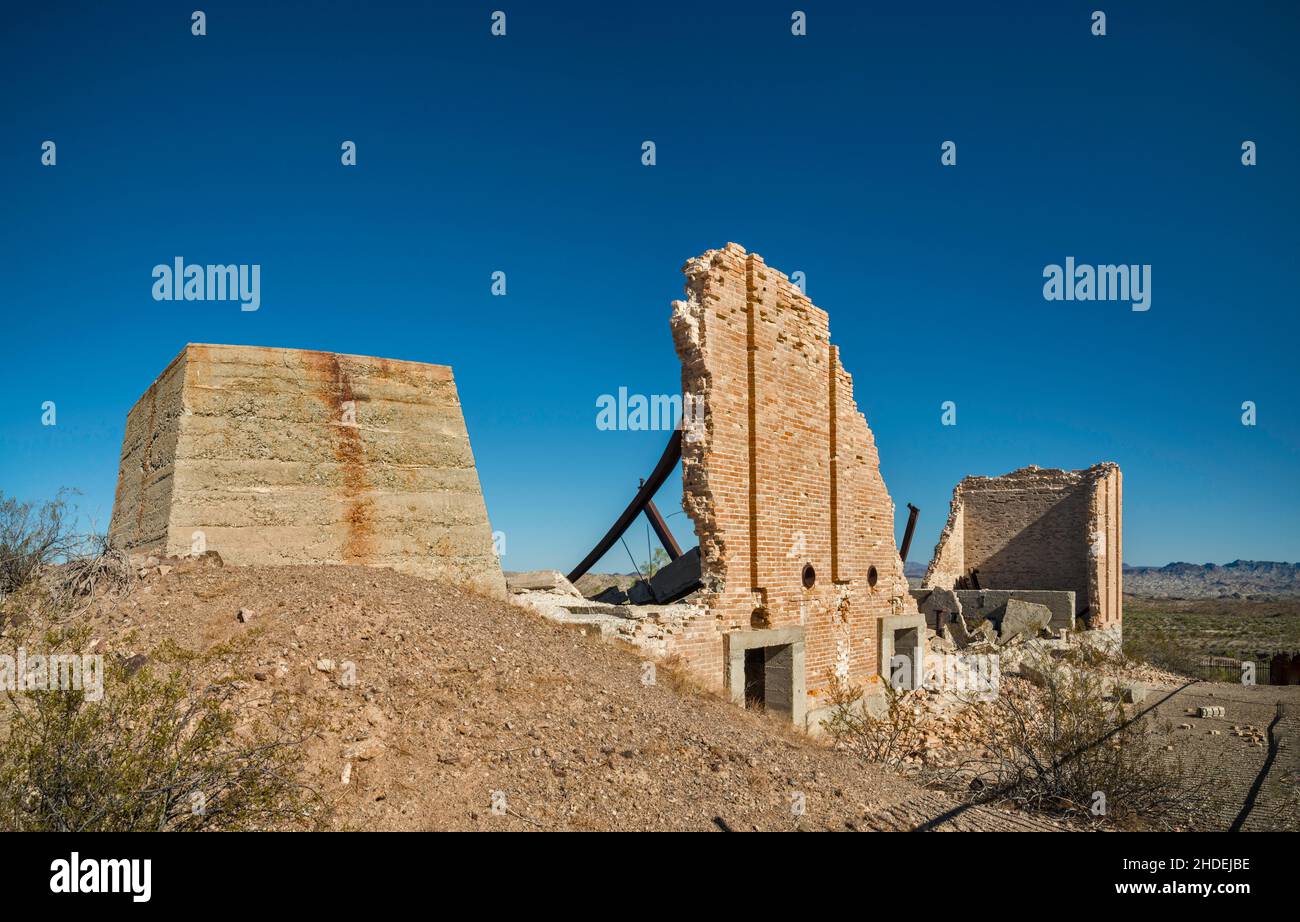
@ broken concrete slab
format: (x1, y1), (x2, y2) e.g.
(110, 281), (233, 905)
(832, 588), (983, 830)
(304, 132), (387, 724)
(627, 579), (655, 605)
(998, 599), (1053, 644)
(913, 587), (963, 632)
(506, 570), (581, 597)
(1117, 680), (1149, 704)
(1017, 657), (1070, 689)
(589, 585), (629, 605)
(947, 590), (1076, 634)
(648, 545), (702, 603)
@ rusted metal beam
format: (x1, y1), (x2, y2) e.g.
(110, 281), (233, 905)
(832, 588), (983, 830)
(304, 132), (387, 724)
(566, 430), (682, 584)
(899, 503), (919, 563)
(642, 488), (682, 561)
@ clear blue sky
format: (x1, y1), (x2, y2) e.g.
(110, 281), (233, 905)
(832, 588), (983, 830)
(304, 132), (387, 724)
(2, 1), (1297, 571)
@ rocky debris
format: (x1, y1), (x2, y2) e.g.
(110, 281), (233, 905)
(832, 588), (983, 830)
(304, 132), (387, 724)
(942, 612), (996, 648)
(1231, 725), (1268, 746)
(132, 549), (224, 580)
(316, 658), (335, 673)
(998, 599), (1052, 644)
(237, 607), (254, 623)
(1018, 658), (1067, 689)
(1199, 706), (1226, 718)
(916, 587), (962, 628)
(510, 588), (705, 660)
(1117, 679), (1149, 704)
(505, 570), (582, 597)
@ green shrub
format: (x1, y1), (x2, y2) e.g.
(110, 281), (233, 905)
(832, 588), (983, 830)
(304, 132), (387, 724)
(0, 625), (322, 832)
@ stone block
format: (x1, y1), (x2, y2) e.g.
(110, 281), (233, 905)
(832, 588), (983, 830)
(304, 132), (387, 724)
(998, 598), (1053, 644)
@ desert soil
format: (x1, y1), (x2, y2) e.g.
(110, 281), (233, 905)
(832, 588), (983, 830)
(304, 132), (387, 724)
(78, 558), (1065, 831)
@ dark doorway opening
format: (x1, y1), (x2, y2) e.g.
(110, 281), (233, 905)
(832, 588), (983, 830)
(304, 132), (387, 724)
(744, 648), (765, 709)
(744, 644), (795, 715)
(892, 627), (919, 690)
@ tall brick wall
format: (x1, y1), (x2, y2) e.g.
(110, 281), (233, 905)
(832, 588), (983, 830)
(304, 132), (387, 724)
(108, 343), (506, 596)
(668, 244), (917, 718)
(922, 465), (1122, 631)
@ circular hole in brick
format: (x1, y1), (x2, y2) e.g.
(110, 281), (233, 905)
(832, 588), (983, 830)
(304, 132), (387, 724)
(801, 563), (816, 589)
(867, 566), (879, 588)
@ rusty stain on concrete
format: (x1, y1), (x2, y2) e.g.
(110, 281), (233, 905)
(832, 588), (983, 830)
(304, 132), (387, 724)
(306, 350), (376, 564)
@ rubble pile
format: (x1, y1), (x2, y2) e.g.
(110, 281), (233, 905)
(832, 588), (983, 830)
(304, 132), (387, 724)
(504, 570), (705, 658)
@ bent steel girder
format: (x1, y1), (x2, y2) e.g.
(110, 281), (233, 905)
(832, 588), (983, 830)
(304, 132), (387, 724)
(567, 430), (682, 584)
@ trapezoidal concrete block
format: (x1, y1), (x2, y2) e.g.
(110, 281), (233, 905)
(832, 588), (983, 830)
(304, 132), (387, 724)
(108, 343), (506, 596)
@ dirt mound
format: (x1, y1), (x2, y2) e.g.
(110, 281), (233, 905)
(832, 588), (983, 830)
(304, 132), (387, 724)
(79, 559), (1060, 831)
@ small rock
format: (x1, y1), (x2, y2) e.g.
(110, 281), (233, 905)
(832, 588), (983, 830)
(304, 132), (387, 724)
(316, 658), (335, 673)
(343, 738), (386, 761)
(237, 608), (254, 623)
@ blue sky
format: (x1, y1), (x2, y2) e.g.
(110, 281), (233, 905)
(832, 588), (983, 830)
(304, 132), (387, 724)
(2, 1), (1298, 571)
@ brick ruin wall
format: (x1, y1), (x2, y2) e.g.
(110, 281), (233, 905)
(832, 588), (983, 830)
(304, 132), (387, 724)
(668, 243), (918, 718)
(922, 464), (1122, 633)
(108, 343), (506, 596)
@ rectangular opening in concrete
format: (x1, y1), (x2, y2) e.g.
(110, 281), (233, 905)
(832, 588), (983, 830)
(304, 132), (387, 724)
(892, 627), (919, 690)
(742, 644), (795, 716)
(724, 626), (807, 726)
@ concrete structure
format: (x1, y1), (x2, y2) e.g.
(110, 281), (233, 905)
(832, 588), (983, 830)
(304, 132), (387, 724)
(922, 465), (1122, 639)
(108, 343), (505, 595)
(912, 588), (1077, 635)
(667, 243), (919, 727)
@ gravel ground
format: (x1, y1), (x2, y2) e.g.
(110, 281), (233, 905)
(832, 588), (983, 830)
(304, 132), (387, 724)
(78, 558), (1066, 831)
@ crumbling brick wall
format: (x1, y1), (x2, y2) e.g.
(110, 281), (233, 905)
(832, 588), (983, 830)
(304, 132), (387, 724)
(669, 244), (917, 722)
(108, 343), (506, 596)
(922, 465), (1122, 634)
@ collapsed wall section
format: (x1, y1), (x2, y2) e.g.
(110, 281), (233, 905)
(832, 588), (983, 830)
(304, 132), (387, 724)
(922, 464), (1122, 635)
(108, 343), (506, 596)
(669, 243), (918, 724)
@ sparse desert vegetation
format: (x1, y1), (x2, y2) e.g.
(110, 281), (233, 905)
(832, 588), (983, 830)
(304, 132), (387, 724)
(1124, 595), (1300, 680)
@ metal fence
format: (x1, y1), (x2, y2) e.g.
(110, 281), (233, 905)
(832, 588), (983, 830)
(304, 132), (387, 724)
(1201, 655), (1273, 685)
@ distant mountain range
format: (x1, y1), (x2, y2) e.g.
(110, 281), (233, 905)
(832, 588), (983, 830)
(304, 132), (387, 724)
(1123, 561), (1300, 599)
(904, 561), (928, 579)
(903, 559), (1300, 599)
